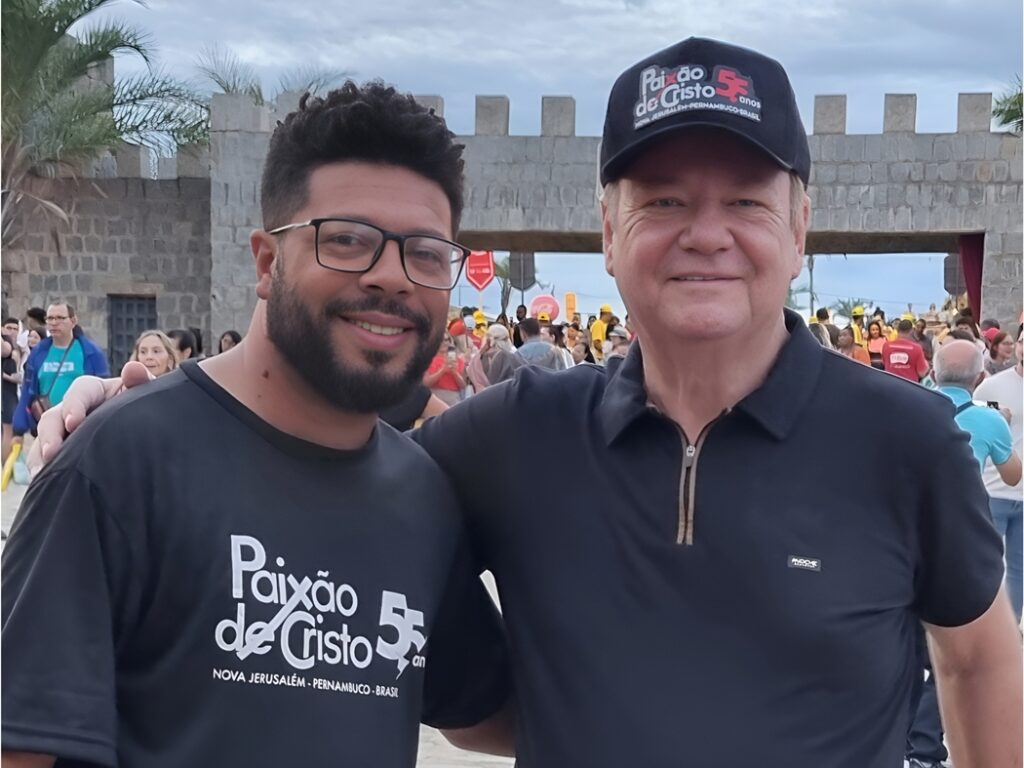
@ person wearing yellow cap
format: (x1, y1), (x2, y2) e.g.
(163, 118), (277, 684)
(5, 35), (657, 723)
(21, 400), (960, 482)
(849, 305), (867, 348)
(590, 304), (614, 362)
(472, 309), (488, 347)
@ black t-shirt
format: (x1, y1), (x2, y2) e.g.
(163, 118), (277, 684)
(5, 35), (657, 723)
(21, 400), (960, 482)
(413, 310), (1004, 768)
(2, 362), (509, 767)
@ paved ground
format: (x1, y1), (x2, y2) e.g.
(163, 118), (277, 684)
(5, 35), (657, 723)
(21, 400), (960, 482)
(2, 478), (511, 768)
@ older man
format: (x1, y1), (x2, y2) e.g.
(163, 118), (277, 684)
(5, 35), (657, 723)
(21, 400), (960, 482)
(29, 39), (1024, 767)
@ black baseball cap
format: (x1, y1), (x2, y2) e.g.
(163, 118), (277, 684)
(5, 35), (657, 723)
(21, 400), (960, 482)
(600, 38), (810, 186)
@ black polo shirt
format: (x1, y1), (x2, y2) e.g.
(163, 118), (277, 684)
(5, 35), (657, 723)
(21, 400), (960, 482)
(415, 310), (1003, 768)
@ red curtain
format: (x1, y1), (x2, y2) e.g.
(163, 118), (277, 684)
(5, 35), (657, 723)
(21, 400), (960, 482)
(959, 233), (984, 316)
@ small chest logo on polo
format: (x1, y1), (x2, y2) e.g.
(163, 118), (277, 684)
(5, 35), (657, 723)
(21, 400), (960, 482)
(787, 555), (822, 572)
(214, 535), (427, 678)
(634, 63), (762, 130)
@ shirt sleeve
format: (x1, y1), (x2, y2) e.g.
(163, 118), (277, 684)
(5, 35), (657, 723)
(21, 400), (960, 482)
(986, 411), (1015, 466)
(2, 465), (135, 765)
(915, 415), (1005, 627)
(420, 534), (510, 729)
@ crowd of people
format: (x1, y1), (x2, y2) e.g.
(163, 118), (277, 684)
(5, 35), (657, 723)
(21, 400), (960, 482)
(0, 305), (243, 466)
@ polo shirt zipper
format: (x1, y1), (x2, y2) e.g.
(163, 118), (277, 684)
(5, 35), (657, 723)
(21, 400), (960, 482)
(675, 426), (712, 546)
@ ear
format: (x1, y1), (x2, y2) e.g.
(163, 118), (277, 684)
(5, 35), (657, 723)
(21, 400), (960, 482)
(601, 198), (616, 277)
(252, 230), (277, 301)
(790, 190), (810, 279)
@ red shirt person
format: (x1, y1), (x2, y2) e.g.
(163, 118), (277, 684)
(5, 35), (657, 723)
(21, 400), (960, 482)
(883, 319), (929, 382)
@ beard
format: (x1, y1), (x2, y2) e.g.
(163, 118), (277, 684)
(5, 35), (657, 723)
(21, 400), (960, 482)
(266, 275), (443, 414)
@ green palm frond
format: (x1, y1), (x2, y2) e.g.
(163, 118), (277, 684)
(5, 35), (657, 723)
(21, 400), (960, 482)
(195, 44), (264, 104)
(993, 75), (1023, 135)
(277, 64), (349, 97)
(113, 73), (209, 152)
(2, 0), (208, 245)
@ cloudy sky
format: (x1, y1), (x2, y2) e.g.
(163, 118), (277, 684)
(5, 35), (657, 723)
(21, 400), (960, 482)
(86, 0), (1021, 321)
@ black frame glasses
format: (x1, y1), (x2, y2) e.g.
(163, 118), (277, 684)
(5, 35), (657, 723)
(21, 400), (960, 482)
(267, 217), (470, 291)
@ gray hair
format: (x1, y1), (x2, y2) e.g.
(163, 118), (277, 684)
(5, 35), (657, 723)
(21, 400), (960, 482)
(934, 340), (983, 390)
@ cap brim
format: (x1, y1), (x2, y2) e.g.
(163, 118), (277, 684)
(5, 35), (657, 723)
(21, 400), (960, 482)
(602, 120), (798, 185)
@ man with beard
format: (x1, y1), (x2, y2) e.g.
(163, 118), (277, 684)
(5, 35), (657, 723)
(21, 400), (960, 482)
(1, 83), (511, 767)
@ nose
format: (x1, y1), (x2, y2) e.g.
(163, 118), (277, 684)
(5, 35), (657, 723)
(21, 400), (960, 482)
(358, 238), (414, 295)
(676, 202), (734, 256)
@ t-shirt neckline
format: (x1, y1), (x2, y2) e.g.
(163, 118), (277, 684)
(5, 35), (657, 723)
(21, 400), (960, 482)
(179, 359), (381, 462)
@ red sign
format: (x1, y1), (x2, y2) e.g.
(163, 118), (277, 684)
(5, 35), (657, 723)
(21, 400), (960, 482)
(529, 294), (560, 321)
(465, 250), (495, 291)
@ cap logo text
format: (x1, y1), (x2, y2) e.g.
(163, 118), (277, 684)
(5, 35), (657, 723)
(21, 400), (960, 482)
(634, 64), (762, 130)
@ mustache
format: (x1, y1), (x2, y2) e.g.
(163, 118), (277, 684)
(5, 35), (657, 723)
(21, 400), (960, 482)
(323, 297), (432, 336)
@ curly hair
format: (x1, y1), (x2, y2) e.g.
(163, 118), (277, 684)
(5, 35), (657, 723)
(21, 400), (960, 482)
(260, 80), (465, 232)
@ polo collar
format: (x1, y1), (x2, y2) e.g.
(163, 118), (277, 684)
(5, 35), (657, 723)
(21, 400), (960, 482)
(599, 309), (824, 444)
(937, 385), (972, 405)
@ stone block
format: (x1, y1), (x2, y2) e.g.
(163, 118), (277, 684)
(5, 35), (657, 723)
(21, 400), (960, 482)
(475, 96), (510, 136)
(863, 134), (882, 162)
(413, 94), (444, 118)
(273, 90), (303, 120)
(957, 93), (992, 132)
(177, 144), (211, 178)
(157, 156), (178, 179)
(542, 97), (576, 137)
(211, 93), (273, 132)
(883, 94), (916, 132)
(112, 142), (151, 178)
(813, 95), (846, 134)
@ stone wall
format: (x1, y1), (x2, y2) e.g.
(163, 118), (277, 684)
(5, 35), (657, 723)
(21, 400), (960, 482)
(4, 87), (1021, 335)
(2, 173), (211, 354)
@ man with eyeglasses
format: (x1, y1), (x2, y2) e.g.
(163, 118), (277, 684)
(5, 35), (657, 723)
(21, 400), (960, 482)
(2, 84), (511, 767)
(11, 301), (108, 439)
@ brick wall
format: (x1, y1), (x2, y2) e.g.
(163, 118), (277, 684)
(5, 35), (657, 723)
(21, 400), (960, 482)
(2, 175), (211, 355)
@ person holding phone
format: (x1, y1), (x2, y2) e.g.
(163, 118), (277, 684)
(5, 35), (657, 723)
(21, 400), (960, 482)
(424, 334), (466, 406)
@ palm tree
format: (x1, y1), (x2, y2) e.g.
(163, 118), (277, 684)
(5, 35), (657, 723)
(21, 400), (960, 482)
(829, 297), (873, 325)
(195, 44), (348, 106)
(785, 282), (817, 312)
(993, 75), (1022, 135)
(494, 257), (515, 319)
(2, 0), (208, 245)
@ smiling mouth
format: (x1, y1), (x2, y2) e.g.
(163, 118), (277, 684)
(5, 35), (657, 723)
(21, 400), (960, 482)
(675, 276), (734, 282)
(342, 318), (410, 337)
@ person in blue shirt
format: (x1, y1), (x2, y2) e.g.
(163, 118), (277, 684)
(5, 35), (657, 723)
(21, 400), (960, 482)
(12, 302), (109, 437)
(936, 340), (1021, 485)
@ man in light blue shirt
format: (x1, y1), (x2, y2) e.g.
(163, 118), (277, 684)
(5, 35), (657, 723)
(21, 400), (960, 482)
(935, 340), (1021, 484)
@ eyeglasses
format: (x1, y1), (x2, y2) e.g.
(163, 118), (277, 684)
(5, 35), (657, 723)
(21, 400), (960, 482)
(267, 218), (470, 291)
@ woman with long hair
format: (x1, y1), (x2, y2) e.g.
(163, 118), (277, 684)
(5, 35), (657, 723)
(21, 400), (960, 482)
(130, 330), (178, 378)
(866, 321), (886, 370)
(218, 330), (242, 354)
